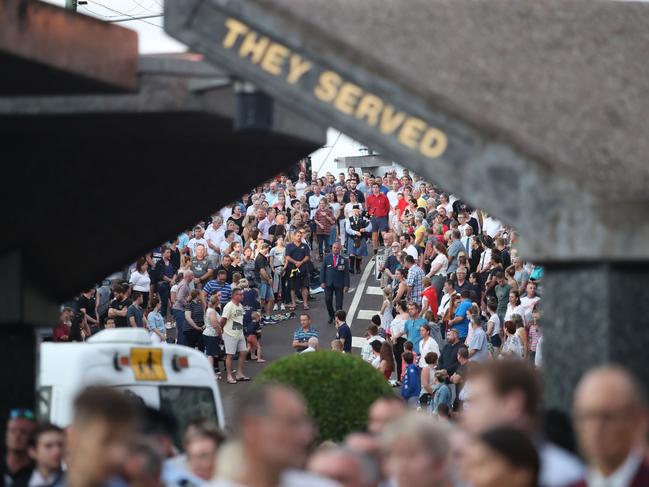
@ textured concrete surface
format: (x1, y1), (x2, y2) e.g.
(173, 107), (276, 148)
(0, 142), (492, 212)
(165, 0), (649, 262)
(543, 262), (649, 410)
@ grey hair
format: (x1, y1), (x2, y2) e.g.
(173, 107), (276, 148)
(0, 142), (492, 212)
(380, 412), (450, 460)
(307, 336), (319, 349)
(311, 446), (380, 487)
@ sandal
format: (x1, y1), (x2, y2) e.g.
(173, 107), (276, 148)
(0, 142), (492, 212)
(227, 378), (237, 384)
(303, 305), (310, 310)
(237, 376), (251, 382)
(256, 359), (266, 363)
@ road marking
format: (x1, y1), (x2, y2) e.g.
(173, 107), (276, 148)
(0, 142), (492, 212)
(356, 309), (377, 320)
(366, 286), (383, 295)
(347, 256), (375, 328)
(352, 336), (367, 349)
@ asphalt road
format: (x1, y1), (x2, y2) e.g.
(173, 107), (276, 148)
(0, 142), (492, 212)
(218, 253), (385, 428)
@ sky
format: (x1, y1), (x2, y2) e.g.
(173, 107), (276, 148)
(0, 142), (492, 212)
(43, 0), (365, 175)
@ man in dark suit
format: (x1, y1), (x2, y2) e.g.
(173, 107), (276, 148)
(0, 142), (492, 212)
(569, 365), (649, 487)
(320, 242), (350, 324)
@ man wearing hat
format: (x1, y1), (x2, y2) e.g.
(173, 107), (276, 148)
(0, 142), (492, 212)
(345, 205), (372, 274)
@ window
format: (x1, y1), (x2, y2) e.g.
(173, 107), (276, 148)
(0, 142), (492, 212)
(159, 386), (218, 449)
(37, 387), (52, 422)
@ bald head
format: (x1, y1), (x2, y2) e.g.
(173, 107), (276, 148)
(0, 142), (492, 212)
(574, 366), (648, 475)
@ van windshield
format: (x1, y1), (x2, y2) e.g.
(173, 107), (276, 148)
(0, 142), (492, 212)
(159, 386), (218, 448)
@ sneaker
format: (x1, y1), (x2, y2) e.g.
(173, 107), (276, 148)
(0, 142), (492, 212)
(310, 287), (324, 295)
(280, 303), (286, 311)
(273, 303), (279, 311)
(263, 317), (279, 325)
(296, 298), (303, 304)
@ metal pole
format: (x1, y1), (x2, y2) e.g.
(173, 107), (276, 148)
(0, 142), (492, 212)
(65, 0), (77, 12)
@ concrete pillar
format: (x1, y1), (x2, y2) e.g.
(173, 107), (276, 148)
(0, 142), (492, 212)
(542, 262), (649, 410)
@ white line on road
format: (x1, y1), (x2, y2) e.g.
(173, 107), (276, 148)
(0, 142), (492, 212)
(352, 336), (367, 349)
(347, 256), (375, 328)
(366, 286), (384, 295)
(356, 309), (377, 320)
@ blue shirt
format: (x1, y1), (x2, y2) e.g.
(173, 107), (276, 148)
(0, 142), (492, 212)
(468, 326), (490, 361)
(404, 317), (427, 354)
(401, 363), (421, 400)
(453, 299), (473, 338)
(294, 326), (319, 349)
(147, 311), (165, 334)
(203, 280), (231, 304)
(178, 233), (189, 250)
(336, 323), (352, 353)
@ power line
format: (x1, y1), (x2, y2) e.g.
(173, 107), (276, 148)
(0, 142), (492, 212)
(109, 13), (162, 23)
(317, 131), (342, 173)
(87, 0), (163, 27)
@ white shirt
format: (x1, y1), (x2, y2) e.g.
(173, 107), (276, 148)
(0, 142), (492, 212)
(539, 442), (585, 487)
(386, 190), (399, 209)
(187, 237), (208, 256)
(204, 225), (225, 256)
(587, 450), (643, 487)
(404, 244), (418, 260)
(458, 223), (471, 238)
(438, 292), (452, 320)
(488, 313), (501, 337)
(301, 346), (317, 353)
(535, 336), (543, 368)
(418, 336), (441, 368)
(505, 303), (527, 325)
(430, 253), (449, 276)
(520, 295), (541, 323)
(220, 239), (234, 254)
(308, 194), (324, 218)
(220, 206), (233, 222)
(361, 335), (385, 362)
(129, 270), (151, 292)
(460, 236), (473, 259)
(294, 180), (308, 198)
(483, 216), (504, 238)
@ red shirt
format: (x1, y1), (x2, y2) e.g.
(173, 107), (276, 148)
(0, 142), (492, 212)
(53, 323), (71, 342)
(421, 286), (438, 317)
(366, 193), (390, 218)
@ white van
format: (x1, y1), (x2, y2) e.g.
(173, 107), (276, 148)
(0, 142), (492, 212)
(38, 328), (225, 438)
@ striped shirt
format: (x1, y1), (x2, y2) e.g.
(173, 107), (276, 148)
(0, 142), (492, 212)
(203, 280), (232, 305)
(293, 326), (319, 347)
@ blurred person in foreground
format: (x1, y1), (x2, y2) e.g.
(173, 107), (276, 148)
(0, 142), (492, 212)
(461, 360), (583, 487)
(463, 427), (539, 487)
(308, 445), (379, 487)
(367, 397), (407, 437)
(184, 422), (225, 482)
(379, 412), (450, 487)
(3, 409), (36, 487)
(569, 365), (649, 487)
(53, 388), (139, 487)
(212, 384), (335, 487)
(21, 424), (65, 487)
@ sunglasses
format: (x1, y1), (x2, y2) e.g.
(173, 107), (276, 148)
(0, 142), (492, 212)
(10, 409), (34, 421)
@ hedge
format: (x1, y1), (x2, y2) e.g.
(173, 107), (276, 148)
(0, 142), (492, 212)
(256, 351), (394, 442)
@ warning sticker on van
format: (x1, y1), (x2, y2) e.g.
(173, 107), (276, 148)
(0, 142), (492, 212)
(130, 348), (167, 381)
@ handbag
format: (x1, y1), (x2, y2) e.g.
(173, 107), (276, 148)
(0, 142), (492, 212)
(353, 237), (362, 249)
(419, 393), (432, 405)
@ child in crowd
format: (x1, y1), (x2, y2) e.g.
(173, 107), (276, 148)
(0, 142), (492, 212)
(528, 306), (542, 364)
(379, 286), (394, 336)
(245, 311), (265, 362)
(400, 351), (421, 407)
(331, 339), (343, 352)
(401, 341), (417, 381)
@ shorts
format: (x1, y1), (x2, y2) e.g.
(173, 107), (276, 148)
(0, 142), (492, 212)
(289, 269), (309, 291)
(370, 216), (389, 233)
(490, 334), (502, 348)
(417, 245), (425, 256)
(203, 334), (222, 356)
(223, 334), (248, 354)
(258, 281), (274, 301)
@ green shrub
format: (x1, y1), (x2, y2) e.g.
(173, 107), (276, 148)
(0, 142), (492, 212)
(257, 351), (394, 442)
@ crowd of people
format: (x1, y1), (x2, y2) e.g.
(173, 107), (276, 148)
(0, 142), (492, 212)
(39, 166), (649, 486)
(3, 364), (649, 487)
